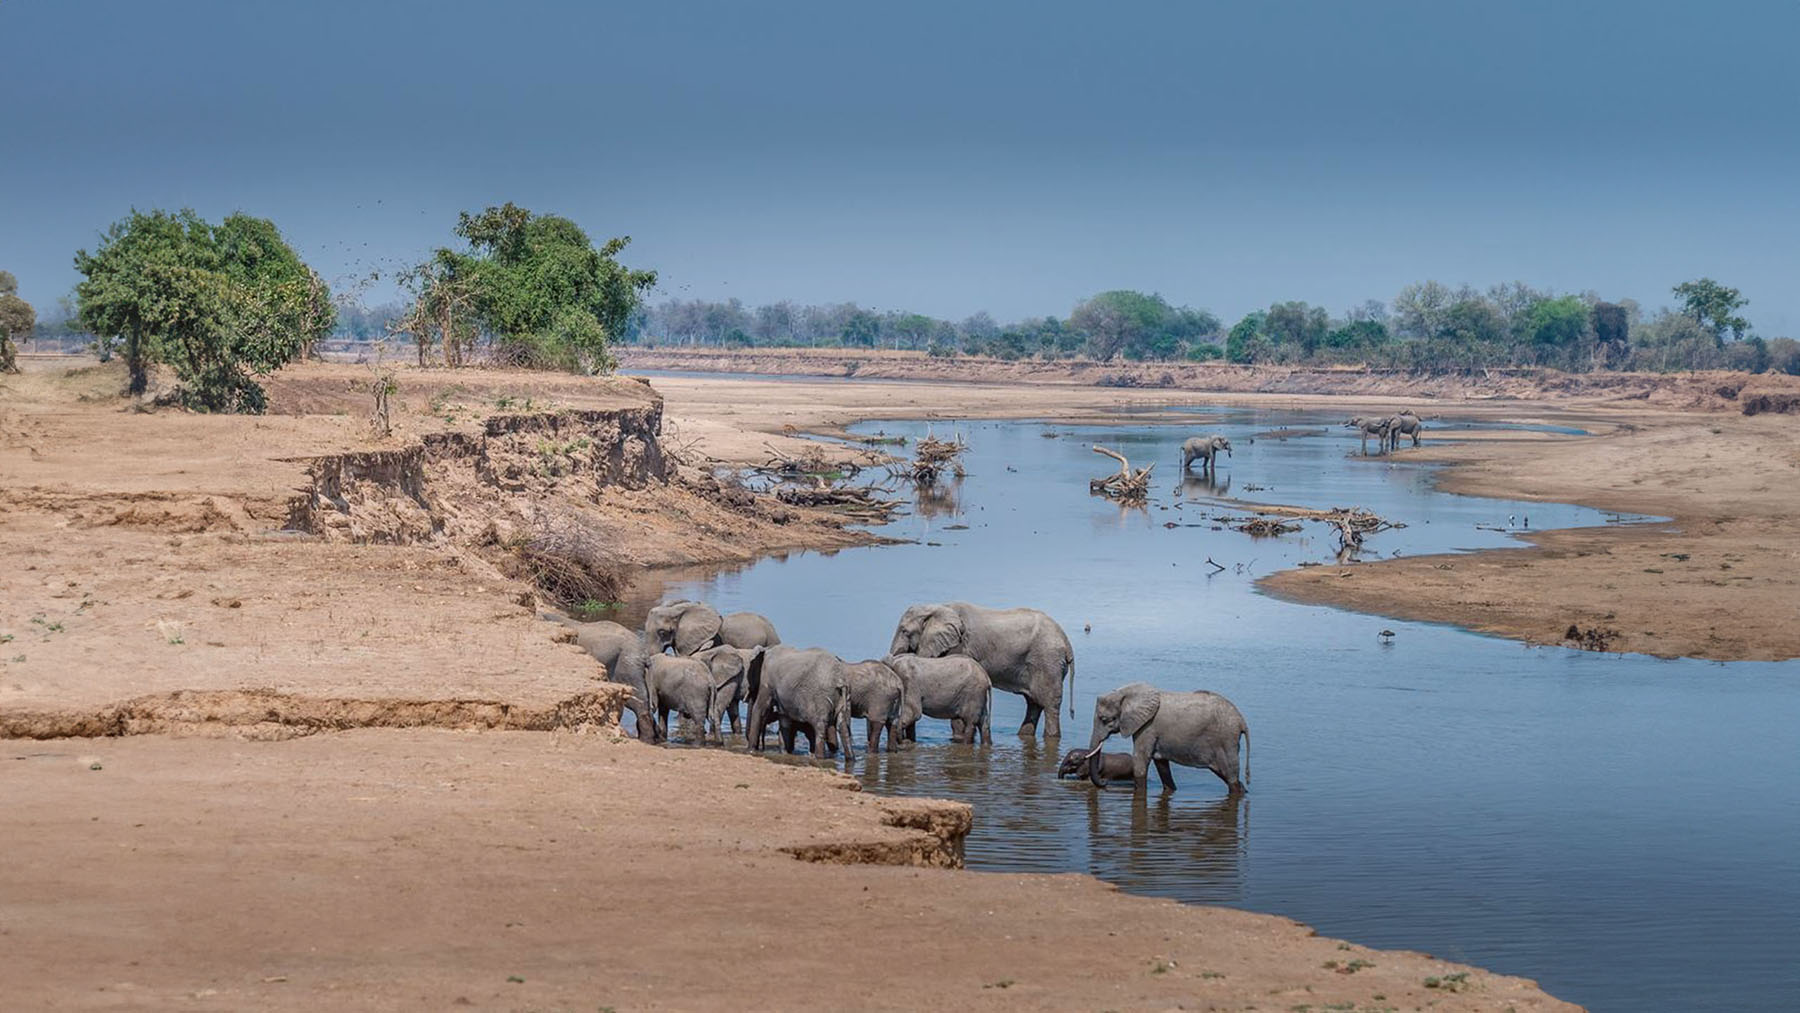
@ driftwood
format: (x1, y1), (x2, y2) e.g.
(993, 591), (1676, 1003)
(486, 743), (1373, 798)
(890, 431), (967, 485)
(774, 478), (899, 521)
(1089, 446), (1155, 504)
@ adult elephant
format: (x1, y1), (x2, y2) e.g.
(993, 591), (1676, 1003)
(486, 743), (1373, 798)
(1386, 410), (1423, 450)
(745, 645), (855, 766)
(564, 618), (657, 742)
(644, 646), (750, 745)
(889, 602), (1074, 739)
(1083, 682), (1248, 795)
(1344, 416), (1392, 455)
(886, 653), (992, 745)
(643, 599), (781, 656)
(1180, 435), (1231, 474)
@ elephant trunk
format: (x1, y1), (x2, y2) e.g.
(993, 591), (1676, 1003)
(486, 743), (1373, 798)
(835, 690), (855, 767)
(1088, 751), (1108, 788)
(888, 631), (911, 657)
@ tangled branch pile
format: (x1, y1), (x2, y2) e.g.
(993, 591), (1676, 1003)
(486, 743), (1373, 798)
(892, 433), (967, 485)
(1089, 445), (1155, 504)
(754, 442), (848, 480)
(774, 477), (899, 522)
(1233, 517), (1301, 536)
(502, 514), (624, 618)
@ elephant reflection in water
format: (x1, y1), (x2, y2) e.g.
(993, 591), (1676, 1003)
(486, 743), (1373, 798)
(914, 476), (964, 519)
(1083, 791), (1246, 897)
(1175, 471), (1231, 500)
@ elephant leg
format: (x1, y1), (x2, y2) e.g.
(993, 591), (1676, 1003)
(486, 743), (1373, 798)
(1131, 737), (1154, 791)
(1020, 698), (1042, 737)
(1154, 757), (1178, 793)
(747, 696), (769, 752)
(809, 721), (830, 758)
(779, 718), (798, 754)
(883, 720), (898, 753)
(1041, 689), (1062, 740)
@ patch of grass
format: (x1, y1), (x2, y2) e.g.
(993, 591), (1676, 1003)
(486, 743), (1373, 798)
(1150, 959), (1174, 975)
(982, 979), (1015, 990)
(1201, 970), (1225, 980)
(1423, 971), (1471, 992)
(0, 633), (12, 644)
(569, 598), (622, 621)
(506, 975), (525, 984)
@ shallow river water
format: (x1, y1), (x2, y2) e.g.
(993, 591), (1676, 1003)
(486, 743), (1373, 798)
(640, 405), (1800, 1012)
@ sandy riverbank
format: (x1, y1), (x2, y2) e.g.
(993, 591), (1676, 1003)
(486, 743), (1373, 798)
(1, 358), (1575, 1010)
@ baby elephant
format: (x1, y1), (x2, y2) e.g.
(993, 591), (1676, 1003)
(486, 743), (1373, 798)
(1057, 748), (1134, 783)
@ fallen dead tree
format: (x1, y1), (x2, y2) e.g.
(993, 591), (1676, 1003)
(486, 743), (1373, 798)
(1232, 517), (1301, 536)
(1089, 445), (1155, 504)
(755, 442), (868, 480)
(774, 477), (900, 522)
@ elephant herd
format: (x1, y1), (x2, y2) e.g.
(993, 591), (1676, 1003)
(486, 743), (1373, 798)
(568, 598), (1249, 795)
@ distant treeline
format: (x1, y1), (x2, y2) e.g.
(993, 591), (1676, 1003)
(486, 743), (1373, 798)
(611, 281), (1797, 375)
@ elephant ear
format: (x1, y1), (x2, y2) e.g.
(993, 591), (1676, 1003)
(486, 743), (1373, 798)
(1116, 683), (1161, 737)
(674, 604), (723, 655)
(920, 607), (965, 658)
(702, 647), (746, 689)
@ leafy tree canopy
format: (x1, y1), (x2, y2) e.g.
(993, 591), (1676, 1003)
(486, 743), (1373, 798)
(73, 209), (332, 410)
(436, 202), (656, 372)
(1672, 278), (1749, 341)
(0, 269), (34, 373)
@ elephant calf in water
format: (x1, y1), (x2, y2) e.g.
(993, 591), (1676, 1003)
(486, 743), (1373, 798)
(1057, 748), (1134, 783)
(837, 659), (906, 753)
(1085, 682), (1249, 795)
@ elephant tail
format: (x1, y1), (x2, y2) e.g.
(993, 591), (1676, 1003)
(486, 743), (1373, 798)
(1065, 654), (1075, 718)
(1241, 723), (1250, 786)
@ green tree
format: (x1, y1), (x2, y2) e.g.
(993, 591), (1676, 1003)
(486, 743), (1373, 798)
(1225, 311), (1270, 364)
(73, 209), (332, 410)
(0, 270), (34, 373)
(1069, 290), (1167, 361)
(840, 308), (880, 348)
(1526, 295), (1589, 348)
(1672, 278), (1749, 340)
(1264, 301), (1330, 356)
(438, 202), (656, 372)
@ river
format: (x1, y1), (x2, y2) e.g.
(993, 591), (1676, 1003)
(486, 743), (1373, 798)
(636, 407), (1800, 1012)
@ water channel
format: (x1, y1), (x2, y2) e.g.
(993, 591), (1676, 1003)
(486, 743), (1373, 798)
(634, 401), (1800, 1012)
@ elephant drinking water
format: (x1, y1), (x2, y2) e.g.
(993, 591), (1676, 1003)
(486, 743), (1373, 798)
(890, 602), (1073, 739)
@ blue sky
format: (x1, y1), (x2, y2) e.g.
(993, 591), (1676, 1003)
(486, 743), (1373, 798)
(3, 0), (1796, 332)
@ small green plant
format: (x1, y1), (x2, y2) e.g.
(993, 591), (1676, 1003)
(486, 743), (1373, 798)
(982, 979), (1015, 989)
(1150, 959), (1173, 975)
(1201, 970), (1225, 980)
(0, 633), (12, 643)
(506, 975), (525, 984)
(570, 598), (621, 621)
(1423, 972), (1471, 992)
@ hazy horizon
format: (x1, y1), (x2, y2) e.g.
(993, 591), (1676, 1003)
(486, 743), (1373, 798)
(3, 0), (1796, 333)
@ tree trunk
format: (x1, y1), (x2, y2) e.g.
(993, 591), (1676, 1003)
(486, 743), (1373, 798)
(125, 331), (148, 395)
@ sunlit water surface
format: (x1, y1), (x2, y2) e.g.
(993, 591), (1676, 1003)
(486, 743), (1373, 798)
(630, 407), (1800, 1012)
